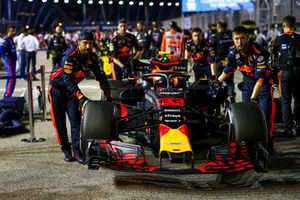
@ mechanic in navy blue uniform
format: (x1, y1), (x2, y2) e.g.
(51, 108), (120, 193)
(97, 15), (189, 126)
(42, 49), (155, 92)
(211, 20), (236, 103)
(272, 15), (300, 137)
(149, 22), (163, 58)
(109, 19), (142, 80)
(0, 25), (17, 98)
(47, 25), (67, 68)
(48, 30), (111, 163)
(217, 26), (274, 152)
(135, 21), (151, 59)
(185, 27), (217, 81)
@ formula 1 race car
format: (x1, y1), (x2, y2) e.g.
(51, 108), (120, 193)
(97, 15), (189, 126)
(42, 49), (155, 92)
(79, 55), (269, 174)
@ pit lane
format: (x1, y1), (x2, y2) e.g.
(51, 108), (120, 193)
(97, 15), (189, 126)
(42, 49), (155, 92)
(0, 51), (299, 199)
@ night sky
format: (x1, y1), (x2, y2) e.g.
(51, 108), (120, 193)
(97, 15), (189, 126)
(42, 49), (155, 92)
(0, 0), (181, 31)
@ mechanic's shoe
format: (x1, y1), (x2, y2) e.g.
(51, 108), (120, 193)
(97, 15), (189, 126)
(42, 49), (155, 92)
(62, 150), (75, 162)
(278, 128), (295, 138)
(74, 151), (85, 164)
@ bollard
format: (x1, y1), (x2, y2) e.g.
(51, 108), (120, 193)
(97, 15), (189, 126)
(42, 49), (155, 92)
(21, 73), (46, 143)
(40, 65), (50, 121)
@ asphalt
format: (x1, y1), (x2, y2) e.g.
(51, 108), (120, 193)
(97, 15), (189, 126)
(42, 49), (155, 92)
(0, 51), (299, 199)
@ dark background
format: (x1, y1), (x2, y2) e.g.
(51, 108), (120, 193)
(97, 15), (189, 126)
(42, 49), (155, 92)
(0, 0), (181, 32)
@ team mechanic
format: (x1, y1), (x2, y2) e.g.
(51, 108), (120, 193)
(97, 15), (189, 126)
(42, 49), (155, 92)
(272, 15), (300, 137)
(47, 24), (67, 68)
(48, 30), (111, 163)
(210, 20), (236, 103)
(109, 19), (142, 80)
(216, 26), (275, 153)
(0, 25), (17, 98)
(185, 27), (217, 81)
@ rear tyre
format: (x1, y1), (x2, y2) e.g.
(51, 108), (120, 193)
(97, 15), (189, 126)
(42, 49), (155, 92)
(80, 101), (116, 156)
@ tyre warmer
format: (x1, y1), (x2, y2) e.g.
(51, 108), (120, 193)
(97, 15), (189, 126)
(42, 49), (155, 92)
(86, 140), (255, 174)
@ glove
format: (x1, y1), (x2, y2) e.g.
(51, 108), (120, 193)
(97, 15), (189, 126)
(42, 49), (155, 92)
(250, 98), (258, 104)
(79, 96), (90, 110)
(210, 79), (222, 90)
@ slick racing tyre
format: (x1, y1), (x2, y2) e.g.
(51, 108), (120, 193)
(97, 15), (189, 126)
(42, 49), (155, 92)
(80, 100), (116, 155)
(225, 102), (268, 170)
(226, 102), (267, 145)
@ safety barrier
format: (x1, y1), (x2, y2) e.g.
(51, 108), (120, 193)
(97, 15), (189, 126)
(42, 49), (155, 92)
(0, 66), (46, 142)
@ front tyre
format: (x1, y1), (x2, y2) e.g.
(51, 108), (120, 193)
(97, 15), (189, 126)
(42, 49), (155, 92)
(226, 102), (268, 170)
(80, 101), (116, 156)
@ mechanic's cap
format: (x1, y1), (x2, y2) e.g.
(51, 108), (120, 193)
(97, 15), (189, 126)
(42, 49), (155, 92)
(78, 30), (95, 41)
(169, 21), (177, 28)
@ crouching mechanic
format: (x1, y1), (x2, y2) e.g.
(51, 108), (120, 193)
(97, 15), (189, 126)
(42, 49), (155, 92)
(215, 26), (275, 153)
(48, 30), (111, 163)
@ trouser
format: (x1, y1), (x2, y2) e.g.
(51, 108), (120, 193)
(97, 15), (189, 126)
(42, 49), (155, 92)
(26, 51), (37, 78)
(52, 55), (62, 69)
(280, 70), (300, 129)
(48, 84), (81, 152)
(4, 58), (16, 98)
(18, 50), (26, 76)
(193, 65), (212, 81)
(217, 61), (235, 99)
(240, 80), (275, 149)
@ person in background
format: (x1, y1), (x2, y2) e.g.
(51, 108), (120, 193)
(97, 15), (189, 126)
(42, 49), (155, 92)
(267, 24), (280, 44)
(21, 28), (40, 80)
(149, 22), (163, 58)
(211, 20), (236, 103)
(272, 15), (300, 137)
(47, 25), (67, 68)
(14, 27), (28, 76)
(254, 28), (267, 47)
(48, 30), (111, 163)
(109, 19), (142, 80)
(161, 21), (184, 60)
(185, 27), (216, 81)
(135, 21), (151, 59)
(0, 25), (17, 98)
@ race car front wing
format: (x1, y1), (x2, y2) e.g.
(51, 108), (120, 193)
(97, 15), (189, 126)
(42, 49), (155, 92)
(85, 139), (256, 174)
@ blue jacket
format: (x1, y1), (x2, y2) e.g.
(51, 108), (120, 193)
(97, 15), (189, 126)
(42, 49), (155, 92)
(50, 45), (111, 99)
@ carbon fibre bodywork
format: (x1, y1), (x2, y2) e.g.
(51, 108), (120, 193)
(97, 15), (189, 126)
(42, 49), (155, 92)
(81, 58), (268, 173)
